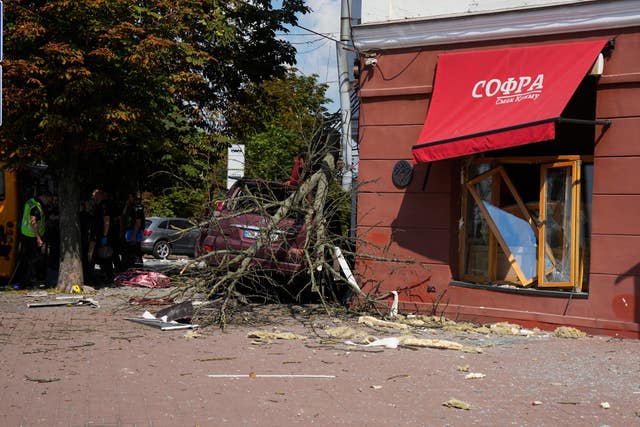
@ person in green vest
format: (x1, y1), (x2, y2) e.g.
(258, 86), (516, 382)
(18, 190), (53, 288)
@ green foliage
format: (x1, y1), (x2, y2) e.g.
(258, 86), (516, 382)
(228, 70), (336, 181)
(0, 0), (309, 193)
(146, 130), (230, 219)
(144, 188), (207, 220)
(245, 125), (301, 181)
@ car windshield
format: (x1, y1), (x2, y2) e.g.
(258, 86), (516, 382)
(144, 220), (152, 229)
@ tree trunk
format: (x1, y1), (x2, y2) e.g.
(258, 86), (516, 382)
(56, 153), (83, 292)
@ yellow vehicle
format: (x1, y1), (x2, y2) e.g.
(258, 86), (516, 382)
(0, 164), (20, 282)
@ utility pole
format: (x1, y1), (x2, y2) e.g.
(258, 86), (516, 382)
(337, 0), (352, 191)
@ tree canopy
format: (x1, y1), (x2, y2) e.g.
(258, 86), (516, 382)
(0, 0), (309, 182)
(0, 0), (310, 290)
(227, 70), (337, 181)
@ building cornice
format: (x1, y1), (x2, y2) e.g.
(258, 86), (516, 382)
(352, 0), (640, 51)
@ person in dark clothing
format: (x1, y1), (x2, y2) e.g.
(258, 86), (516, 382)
(107, 193), (126, 273)
(121, 192), (145, 269)
(45, 195), (60, 287)
(79, 201), (93, 281)
(17, 191), (53, 288)
(91, 188), (115, 284)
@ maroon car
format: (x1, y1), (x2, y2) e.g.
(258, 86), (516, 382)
(198, 179), (308, 274)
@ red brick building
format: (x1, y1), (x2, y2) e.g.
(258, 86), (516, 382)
(352, 0), (640, 337)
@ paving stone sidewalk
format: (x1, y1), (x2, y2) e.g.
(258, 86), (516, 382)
(1, 286), (639, 427)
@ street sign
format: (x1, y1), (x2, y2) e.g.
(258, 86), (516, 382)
(227, 144), (245, 189)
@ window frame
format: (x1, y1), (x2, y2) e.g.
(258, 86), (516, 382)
(459, 155), (591, 291)
(465, 165), (538, 286)
(537, 160), (582, 290)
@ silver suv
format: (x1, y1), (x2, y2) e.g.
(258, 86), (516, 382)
(141, 217), (200, 259)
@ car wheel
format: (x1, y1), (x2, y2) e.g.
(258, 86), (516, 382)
(153, 240), (171, 259)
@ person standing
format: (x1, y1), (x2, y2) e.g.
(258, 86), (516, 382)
(78, 200), (94, 281)
(45, 194), (60, 287)
(121, 192), (145, 269)
(18, 191), (53, 288)
(91, 188), (114, 284)
(109, 191), (126, 272)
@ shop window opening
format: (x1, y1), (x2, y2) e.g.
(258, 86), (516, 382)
(460, 157), (592, 293)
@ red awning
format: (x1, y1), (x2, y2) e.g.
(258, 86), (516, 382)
(412, 40), (609, 163)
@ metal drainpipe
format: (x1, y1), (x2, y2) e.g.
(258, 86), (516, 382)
(337, 0), (352, 192)
(337, 0), (357, 241)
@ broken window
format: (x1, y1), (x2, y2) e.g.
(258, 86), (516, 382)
(460, 158), (591, 292)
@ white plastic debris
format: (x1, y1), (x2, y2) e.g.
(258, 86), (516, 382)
(389, 291), (398, 318)
(464, 373), (486, 380)
(345, 337), (401, 349)
(142, 311), (156, 319)
(128, 310), (199, 331)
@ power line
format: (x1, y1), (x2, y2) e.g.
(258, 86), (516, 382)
(297, 39), (330, 55)
(288, 37), (327, 46)
(293, 23), (360, 53)
(276, 32), (336, 37)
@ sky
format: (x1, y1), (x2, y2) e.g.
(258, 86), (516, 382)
(275, 0), (343, 111)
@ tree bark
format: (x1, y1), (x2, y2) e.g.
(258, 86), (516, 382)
(56, 153), (83, 292)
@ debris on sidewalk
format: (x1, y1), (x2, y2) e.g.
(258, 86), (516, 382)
(247, 331), (307, 340)
(155, 300), (194, 323)
(344, 335), (483, 353)
(554, 326), (587, 338)
(25, 375), (61, 383)
(25, 291), (49, 297)
(443, 398), (471, 410)
(184, 330), (201, 339)
(478, 321), (541, 337)
(345, 336), (400, 349)
(358, 316), (409, 330)
(600, 402), (611, 409)
(532, 401), (543, 406)
(207, 373), (335, 379)
(27, 297), (100, 308)
(489, 322), (525, 335)
(325, 326), (372, 341)
(400, 336), (483, 353)
(384, 314), (551, 338)
(128, 296), (175, 306)
(334, 246), (363, 296)
(386, 374), (409, 381)
(389, 291), (399, 318)
(464, 373), (486, 380)
(125, 310), (199, 331)
(115, 270), (171, 288)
